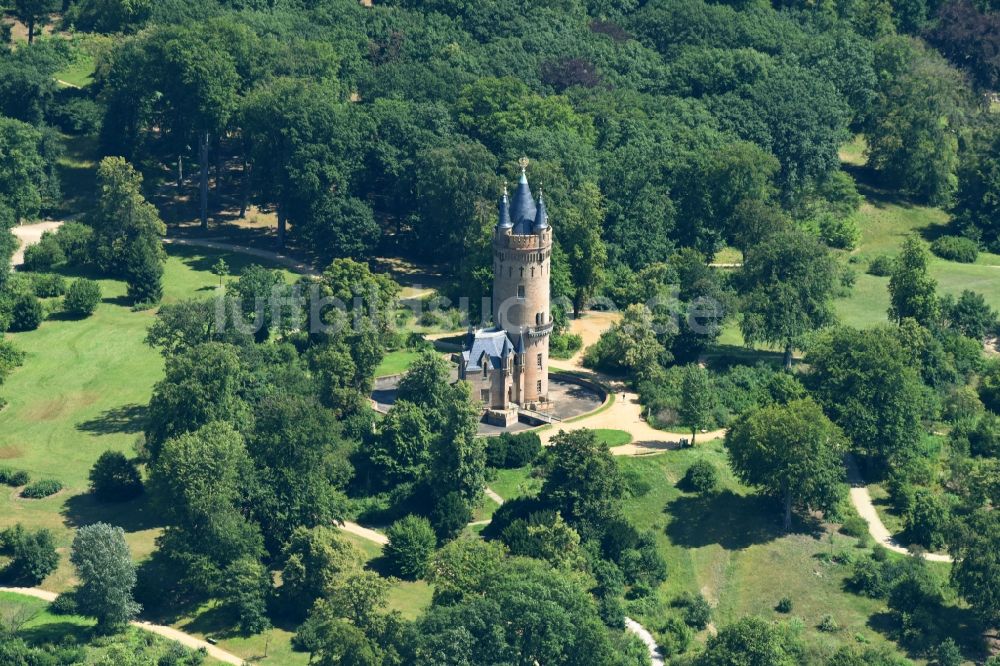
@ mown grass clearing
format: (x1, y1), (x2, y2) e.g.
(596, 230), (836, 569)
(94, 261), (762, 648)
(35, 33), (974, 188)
(616, 442), (949, 660)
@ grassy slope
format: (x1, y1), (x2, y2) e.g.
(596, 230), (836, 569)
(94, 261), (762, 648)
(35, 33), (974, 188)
(617, 441), (956, 662)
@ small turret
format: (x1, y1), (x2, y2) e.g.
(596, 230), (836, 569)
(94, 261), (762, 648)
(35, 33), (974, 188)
(498, 181), (512, 229)
(533, 192), (548, 232)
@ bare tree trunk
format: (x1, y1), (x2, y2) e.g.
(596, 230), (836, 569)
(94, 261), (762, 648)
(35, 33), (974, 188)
(783, 343), (793, 370)
(239, 159), (251, 219)
(199, 133), (209, 231)
(177, 155), (184, 189)
(690, 428), (696, 447)
(277, 205), (286, 248)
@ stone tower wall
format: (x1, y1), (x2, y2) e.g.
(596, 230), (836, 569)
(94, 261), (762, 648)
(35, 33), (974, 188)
(493, 226), (552, 405)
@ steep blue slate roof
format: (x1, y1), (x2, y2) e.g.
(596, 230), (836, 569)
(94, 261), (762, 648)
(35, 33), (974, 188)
(532, 194), (548, 231)
(462, 328), (514, 371)
(498, 186), (512, 229)
(509, 171), (537, 235)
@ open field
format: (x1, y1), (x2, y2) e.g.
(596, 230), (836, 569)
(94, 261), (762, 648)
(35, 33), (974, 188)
(617, 441), (964, 662)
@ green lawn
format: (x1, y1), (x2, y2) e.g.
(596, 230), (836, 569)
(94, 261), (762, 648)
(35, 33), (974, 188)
(489, 465), (543, 501)
(617, 442), (936, 661)
(593, 428), (633, 448)
(53, 53), (96, 88)
(0, 246), (297, 590)
(375, 349), (420, 377)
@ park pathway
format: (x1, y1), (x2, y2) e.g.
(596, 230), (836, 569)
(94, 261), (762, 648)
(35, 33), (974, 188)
(0, 587), (246, 665)
(845, 456), (953, 563)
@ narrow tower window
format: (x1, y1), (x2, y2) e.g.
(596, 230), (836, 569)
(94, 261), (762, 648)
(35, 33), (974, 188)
(517, 285), (525, 299)
(537, 353), (542, 368)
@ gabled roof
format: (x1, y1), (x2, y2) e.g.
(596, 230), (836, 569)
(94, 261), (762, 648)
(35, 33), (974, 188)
(461, 327), (514, 371)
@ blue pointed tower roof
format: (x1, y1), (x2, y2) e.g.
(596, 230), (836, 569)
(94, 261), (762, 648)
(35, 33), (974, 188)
(532, 192), (549, 231)
(510, 162), (537, 234)
(497, 182), (512, 229)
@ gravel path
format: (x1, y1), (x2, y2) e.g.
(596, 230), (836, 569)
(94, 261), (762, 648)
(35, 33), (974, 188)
(845, 456), (953, 563)
(0, 587), (245, 665)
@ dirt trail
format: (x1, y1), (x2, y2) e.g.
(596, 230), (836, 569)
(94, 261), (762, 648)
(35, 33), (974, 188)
(0, 587), (245, 665)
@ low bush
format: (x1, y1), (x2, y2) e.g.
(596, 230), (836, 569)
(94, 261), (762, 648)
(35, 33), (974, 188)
(20, 479), (63, 499)
(672, 591), (712, 629)
(867, 255), (894, 276)
(550, 332), (583, 359)
(52, 222), (94, 266)
(931, 236), (978, 263)
(0, 467), (30, 486)
(64, 278), (102, 317)
(819, 213), (860, 250)
(775, 596), (793, 613)
(818, 614), (840, 632)
(9, 293), (43, 332)
(21, 234), (65, 272)
(49, 591), (79, 615)
(31, 273), (67, 298)
(839, 514), (869, 539)
(682, 459), (719, 493)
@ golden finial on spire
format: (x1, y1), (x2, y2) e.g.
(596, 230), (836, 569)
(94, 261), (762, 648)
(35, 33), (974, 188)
(518, 156), (530, 174)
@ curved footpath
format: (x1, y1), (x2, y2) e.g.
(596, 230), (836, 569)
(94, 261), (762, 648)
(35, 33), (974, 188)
(845, 456), (953, 563)
(0, 587), (245, 665)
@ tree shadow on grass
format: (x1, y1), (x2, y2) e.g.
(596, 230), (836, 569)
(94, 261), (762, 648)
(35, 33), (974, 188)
(61, 491), (163, 534)
(18, 620), (95, 646)
(75, 403), (146, 436)
(664, 490), (823, 550)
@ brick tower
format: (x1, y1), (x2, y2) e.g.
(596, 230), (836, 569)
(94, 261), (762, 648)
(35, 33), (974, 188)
(459, 158), (552, 424)
(493, 158), (552, 406)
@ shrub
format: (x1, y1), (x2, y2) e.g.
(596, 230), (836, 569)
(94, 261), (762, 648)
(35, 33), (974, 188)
(0, 467), (30, 486)
(49, 591), (79, 615)
(22, 234), (66, 272)
(64, 278), (102, 317)
(5, 525), (59, 584)
(673, 591), (712, 629)
(931, 236), (978, 263)
(819, 214), (860, 250)
(31, 273), (67, 297)
(934, 638), (962, 666)
(867, 255), (894, 276)
(903, 489), (949, 551)
(682, 459), (718, 493)
(50, 96), (103, 134)
(655, 615), (692, 657)
(21, 479), (63, 499)
(840, 515), (869, 539)
(9, 293), (43, 331)
(384, 515), (436, 580)
(88, 451), (143, 501)
(550, 332), (583, 359)
(775, 596), (793, 613)
(504, 431), (541, 467)
(818, 614), (840, 632)
(53, 222), (94, 266)
(430, 491), (472, 543)
(486, 432), (542, 469)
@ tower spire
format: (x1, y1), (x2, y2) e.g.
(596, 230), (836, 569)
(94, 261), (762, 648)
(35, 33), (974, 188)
(498, 179), (512, 229)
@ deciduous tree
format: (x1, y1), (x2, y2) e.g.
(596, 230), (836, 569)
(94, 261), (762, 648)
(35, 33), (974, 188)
(725, 398), (847, 529)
